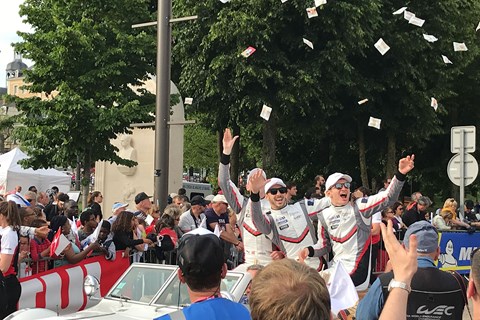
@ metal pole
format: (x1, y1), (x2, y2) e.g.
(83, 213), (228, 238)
(154, 0), (171, 211)
(459, 129), (465, 218)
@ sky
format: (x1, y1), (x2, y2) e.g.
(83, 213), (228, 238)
(0, 0), (32, 88)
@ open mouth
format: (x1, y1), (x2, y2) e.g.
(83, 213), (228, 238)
(340, 193), (349, 200)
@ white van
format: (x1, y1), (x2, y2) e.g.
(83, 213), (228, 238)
(181, 181), (212, 199)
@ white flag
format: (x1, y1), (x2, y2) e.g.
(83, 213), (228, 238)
(453, 42), (468, 52)
(423, 34), (438, 43)
(368, 116), (381, 129)
(328, 261), (359, 314)
(81, 220), (103, 249)
(303, 38), (314, 49)
(393, 7), (407, 15)
(442, 55), (453, 64)
(431, 97), (438, 111)
(374, 38), (390, 55)
(357, 98), (369, 105)
(260, 104), (272, 121)
(69, 217), (79, 238)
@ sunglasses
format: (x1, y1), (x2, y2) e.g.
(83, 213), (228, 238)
(268, 187), (288, 195)
(398, 207), (404, 211)
(333, 182), (351, 190)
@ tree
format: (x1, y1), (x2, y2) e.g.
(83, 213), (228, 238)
(13, 0), (157, 204)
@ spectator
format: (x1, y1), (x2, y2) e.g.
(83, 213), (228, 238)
(18, 235), (32, 278)
(155, 214), (179, 247)
(314, 174), (326, 197)
(112, 210), (152, 252)
(109, 202), (128, 225)
(78, 209), (98, 242)
(0, 201), (23, 318)
(134, 192), (152, 220)
(391, 201), (407, 230)
(161, 204), (184, 240)
(172, 195), (188, 210)
(19, 207), (36, 226)
(87, 191), (104, 221)
(32, 207), (46, 221)
(402, 196), (432, 227)
(36, 191), (49, 211)
(29, 219), (51, 274)
(441, 198), (458, 220)
(145, 204), (161, 234)
(64, 200), (79, 221)
(357, 221), (467, 319)
(204, 195), (215, 209)
(285, 181), (297, 204)
(406, 191), (423, 210)
(178, 195), (206, 233)
(433, 209), (471, 231)
(23, 191), (37, 207)
(249, 259), (331, 320)
(28, 186), (38, 193)
(95, 220), (115, 261)
(378, 178), (392, 193)
(464, 200), (478, 223)
(155, 232), (251, 320)
(44, 192), (69, 221)
(178, 187), (189, 202)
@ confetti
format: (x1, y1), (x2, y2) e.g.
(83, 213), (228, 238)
(281, 0), (288, 2)
(431, 97), (438, 111)
(368, 117), (381, 129)
(476, 22), (480, 32)
(219, 0), (230, 3)
(393, 7), (407, 15)
(303, 38), (314, 49)
(357, 99), (369, 105)
(241, 46), (257, 58)
(453, 42), (468, 52)
(409, 16), (425, 27)
(306, 7), (318, 18)
(403, 10), (415, 21)
(374, 38), (390, 55)
(260, 104), (272, 121)
(442, 55), (453, 64)
(184, 97), (193, 105)
(315, 0), (327, 7)
(423, 34), (438, 43)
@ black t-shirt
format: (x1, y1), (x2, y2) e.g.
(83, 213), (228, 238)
(205, 208), (229, 232)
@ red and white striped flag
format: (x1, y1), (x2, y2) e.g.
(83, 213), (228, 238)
(49, 228), (70, 257)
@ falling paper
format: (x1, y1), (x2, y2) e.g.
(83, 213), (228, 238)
(306, 7), (318, 18)
(219, 0), (230, 3)
(184, 97), (193, 105)
(281, 0), (287, 2)
(358, 99), (369, 105)
(393, 7), (407, 15)
(241, 46), (256, 58)
(423, 34), (438, 43)
(315, 0), (327, 7)
(453, 42), (468, 52)
(303, 38), (314, 49)
(260, 104), (272, 121)
(431, 97), (438, 111)
(476, 22), (480, 32)
(368, 117), (381, 129)
(374, 38), (390, 55)
(442, 55), (453, 64)
(403, 10), (415, 21)
(409, 16), (425, 27)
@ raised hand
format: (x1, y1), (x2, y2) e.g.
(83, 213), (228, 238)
(222, 128), (239, 156)
(398, 154), (415, 175)
(248, 170), (266, 194)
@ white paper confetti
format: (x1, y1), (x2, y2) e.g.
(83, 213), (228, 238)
(374, 38), (390, 55)
(476, 22), (480, 32)
(281, 0), (288, 2)
(303, 38), (314, 49)
(241, 46), (257, 58)
(368, 117), (381, 129)
(184, 97), (193, 105)
(357, 99), (369, 105)
(260, 104), (272, 121)
(423, 34), (438, 43)
(409, 16), (425, 27)
(403, 10), (415, 21)
(315, 0), (327, 7)
(442, 55), (453, 64)
(219, 0), (230, 3)
(306, 7), (318, 18)
(453, 42), (468, 52)
(431, 97), (438, 111)
(393, 7), (407, 15)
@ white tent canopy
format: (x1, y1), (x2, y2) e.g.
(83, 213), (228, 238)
(0, 148), (71, 195)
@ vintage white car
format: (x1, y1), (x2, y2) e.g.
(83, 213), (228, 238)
(8, 263), (252, 320)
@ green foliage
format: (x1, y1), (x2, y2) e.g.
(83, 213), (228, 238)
(183, 121), (218, 171)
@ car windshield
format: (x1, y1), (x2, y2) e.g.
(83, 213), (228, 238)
(154, 273), (243, 307)
(108, 266), (176, 303)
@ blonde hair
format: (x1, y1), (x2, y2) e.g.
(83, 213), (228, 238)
(163, 204), (182, 219)
(249, 259), (331, 320)
(440, 210), (453, 220)
(443, 198), (457, 210)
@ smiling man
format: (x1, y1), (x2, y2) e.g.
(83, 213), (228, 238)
(297, 155), (415, 286)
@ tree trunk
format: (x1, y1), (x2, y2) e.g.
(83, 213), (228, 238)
(230, 123), (240, 186)
(262, 116), (276, 174)
(75, 155), (81, 191)
(386, 130), (396, 178)
(357, 123), (369, 189)
(0, 134), (5, 154)
(81, 152), (91, 209)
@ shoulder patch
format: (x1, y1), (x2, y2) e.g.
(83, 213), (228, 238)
(361, 197), (368, 203)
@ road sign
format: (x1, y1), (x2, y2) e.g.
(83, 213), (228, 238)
(451, 126), (476, 153)
(447, 153), (478, 186)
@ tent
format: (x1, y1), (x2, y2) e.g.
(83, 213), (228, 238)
(0, 148), (71, 195)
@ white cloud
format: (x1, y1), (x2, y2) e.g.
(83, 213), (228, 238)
(0, 0), (32, 88)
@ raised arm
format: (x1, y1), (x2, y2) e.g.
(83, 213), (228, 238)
(249, 171), (271, 235)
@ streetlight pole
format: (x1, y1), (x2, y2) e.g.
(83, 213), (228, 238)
(154, 0), (171, 211)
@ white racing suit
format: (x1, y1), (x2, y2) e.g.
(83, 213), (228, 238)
(311, 173), (405, 286)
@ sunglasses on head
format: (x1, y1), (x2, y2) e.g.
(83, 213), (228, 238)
(333, 182), (351, 190)
(268, 187), (288, 195)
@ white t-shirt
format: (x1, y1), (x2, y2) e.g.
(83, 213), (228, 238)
(178, 210), (205, 233)
(0, 226), (18, 255)
(372, 212), (382, 224)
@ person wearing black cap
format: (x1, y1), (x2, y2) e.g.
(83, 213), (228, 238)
(134, 192), (152, 220)
(357, 221), (467, 319)
(178, 196), (206, 233)
(155, 232), (251, 320)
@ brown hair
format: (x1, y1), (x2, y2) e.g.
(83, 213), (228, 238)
(0, 201), (22, 231)
(440, 210), (453, 220)
(249, 259), (331, 320)
(87, 191), (102, 206)
(111, 210), (134, 233)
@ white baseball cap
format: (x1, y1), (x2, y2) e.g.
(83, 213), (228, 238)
(325, 173), (352, 191)
(264, 178), (286, 193)
(112, 202), (128, 212)
(212, 194), (228, 204)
